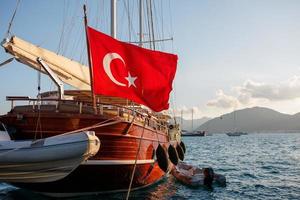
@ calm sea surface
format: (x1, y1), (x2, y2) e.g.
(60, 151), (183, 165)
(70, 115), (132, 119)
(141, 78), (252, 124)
(0, 133), (299, 200)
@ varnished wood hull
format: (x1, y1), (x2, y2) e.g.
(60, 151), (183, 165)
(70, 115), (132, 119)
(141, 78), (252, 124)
(0, 111), (172, 195)
(14, 163), (165, 196)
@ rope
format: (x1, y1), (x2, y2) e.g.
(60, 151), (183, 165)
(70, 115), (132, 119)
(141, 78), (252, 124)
(34, 110), (42, 139)
(124, 115), (136, 135)
(149, 0), (156, 50)
(159, 0), (164, 50)
(56, 0), (67, 54)
(124, 0), (132, 42)
(34, 66), (42, 139)
(60, 117), (120, 136)
(126, 119), (147, 200)
(0, 116), (121, 157)
(0, 58), (14, 68)
(146, 0), (152, 49)
(5, 0), (20, 38)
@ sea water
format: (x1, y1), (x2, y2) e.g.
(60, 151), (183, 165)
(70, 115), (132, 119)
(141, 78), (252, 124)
(1, 133), (299, 200)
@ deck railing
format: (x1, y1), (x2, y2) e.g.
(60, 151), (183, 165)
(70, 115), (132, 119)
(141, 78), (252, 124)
(6, 96), (168, 133)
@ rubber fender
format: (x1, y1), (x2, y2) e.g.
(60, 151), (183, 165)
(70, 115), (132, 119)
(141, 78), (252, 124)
(156, 144), (169, 172)
(176, 144), (185, 161)
(168, 145), (179, 165)
(180, 141), (186, 153)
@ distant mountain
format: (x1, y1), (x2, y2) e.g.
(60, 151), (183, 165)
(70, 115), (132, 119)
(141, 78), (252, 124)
(174, 117), (210, 132)
(197, 107), (300, 133)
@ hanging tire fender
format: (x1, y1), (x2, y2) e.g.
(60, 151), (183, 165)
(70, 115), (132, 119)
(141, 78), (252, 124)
(176, 143), (185, 161)
(156, 144), (169, 172)
(180, 141), (186, 154)
(168, 144), (179, 165)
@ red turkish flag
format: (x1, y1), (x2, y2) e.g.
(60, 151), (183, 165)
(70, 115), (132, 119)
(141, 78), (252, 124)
(87, 26), (177, 112)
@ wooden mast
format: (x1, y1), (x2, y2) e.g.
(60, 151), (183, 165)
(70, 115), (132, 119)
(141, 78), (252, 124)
(83, 5), (96, 113)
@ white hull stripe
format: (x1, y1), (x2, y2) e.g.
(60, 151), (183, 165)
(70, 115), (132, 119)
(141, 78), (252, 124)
(81, 159), (155, 165)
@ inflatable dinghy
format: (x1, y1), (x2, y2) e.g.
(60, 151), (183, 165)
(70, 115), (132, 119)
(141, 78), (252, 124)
(171, 162), (226, 187)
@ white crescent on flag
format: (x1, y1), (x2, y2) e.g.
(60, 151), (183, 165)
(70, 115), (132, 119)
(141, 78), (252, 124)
(102, 53), (137, 88)
(103, 53), (126, 87)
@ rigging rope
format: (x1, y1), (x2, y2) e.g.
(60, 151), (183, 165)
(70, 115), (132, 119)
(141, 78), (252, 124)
(125, 0), (132, 41)
(149, 0), (156, 50)
(60, 117), (121, 136)
(5, 0), (20, 38)
(34, 110), (42, 140)
(160, 0), (165, 50)
(0, 58), (14, 68)
(34, 64), (43, 139)
(146, 0), (152, 49)
(167, 0), (178, 122)
(126, 119), (147, 200)
(57, 0), (67, 54)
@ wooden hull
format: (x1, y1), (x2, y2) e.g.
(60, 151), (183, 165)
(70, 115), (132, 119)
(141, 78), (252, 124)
(0, 111), (172, 196)
(14, 163), (164, 196)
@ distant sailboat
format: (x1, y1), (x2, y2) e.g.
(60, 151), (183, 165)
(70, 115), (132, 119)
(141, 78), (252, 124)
(226, 109), (248, 136)
(181, 108), (206, 137)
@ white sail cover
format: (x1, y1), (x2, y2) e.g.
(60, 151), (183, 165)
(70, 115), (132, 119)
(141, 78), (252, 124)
(2, 36), (91, 90)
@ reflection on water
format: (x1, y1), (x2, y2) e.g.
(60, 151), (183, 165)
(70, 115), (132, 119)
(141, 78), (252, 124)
(1, 133), (300, 200)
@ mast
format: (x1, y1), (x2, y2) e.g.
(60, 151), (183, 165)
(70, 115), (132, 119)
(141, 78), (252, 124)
(111, 0), (117, 38)
(234, 109), (237, 132)
(180, 110), (183, 128)
(139, 0), (143, 46)
(83, 5), (96, 113)
(233, 105), (237, 132)
(191, 108), (194, 131)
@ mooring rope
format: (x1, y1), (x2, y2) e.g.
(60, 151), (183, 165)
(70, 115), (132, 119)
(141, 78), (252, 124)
(126, 119), (147, 200)
(0, 116), (121, 156)
(57, 116), (121, 136)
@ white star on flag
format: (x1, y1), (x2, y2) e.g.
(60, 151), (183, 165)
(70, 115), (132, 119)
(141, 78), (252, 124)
(125, 72), (137, 88)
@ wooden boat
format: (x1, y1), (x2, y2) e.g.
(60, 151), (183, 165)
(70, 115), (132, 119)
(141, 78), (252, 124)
(0, 123), (100, 183)
(0, 1), (182, 197)
(0, 91), (182, 196)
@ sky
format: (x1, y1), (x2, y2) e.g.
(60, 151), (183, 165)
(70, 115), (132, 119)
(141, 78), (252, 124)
(1, 0), (300, 119)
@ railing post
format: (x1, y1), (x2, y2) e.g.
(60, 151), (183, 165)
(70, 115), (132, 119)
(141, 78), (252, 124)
(79, 102), (82, 114)
(55, 101), (59, 112)
(11, 100), (14, 109)
(99, 104), (103, 115)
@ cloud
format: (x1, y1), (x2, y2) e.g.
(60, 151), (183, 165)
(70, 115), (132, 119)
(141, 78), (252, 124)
(207, 76), (300, 109)
(170, 76), (300, 118)
(238, 77), (300, 101)
(207, 90), (239, 109)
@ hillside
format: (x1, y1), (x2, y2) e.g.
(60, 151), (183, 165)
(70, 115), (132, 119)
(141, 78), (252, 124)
(197, 107), (300, 133)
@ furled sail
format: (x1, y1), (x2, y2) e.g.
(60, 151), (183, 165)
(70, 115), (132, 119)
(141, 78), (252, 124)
(2, 36), (90, 90)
